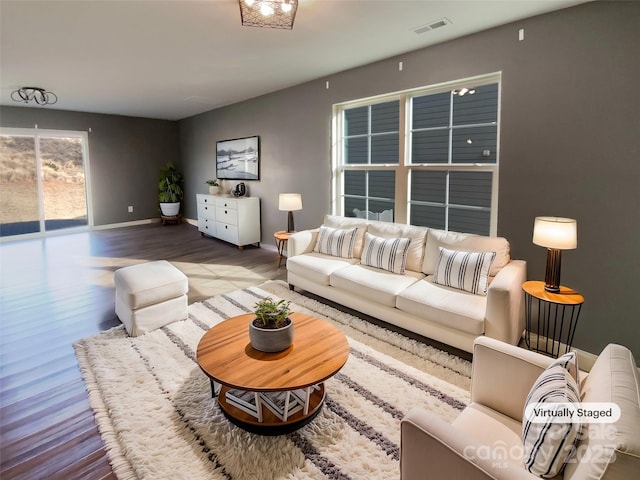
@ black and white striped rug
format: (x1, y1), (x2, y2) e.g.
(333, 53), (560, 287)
(75, 280), (471, 480)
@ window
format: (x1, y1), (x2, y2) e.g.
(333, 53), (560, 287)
(0, 128), (91, 237)
(333, 73), (500, 235)
(341, 101), (399, 221)
(409, 82), (498, 235)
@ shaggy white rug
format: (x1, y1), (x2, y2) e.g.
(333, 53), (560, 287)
(74, 280), (471, 480)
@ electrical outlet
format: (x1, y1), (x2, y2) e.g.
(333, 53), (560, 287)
(128, 206), (133, 213)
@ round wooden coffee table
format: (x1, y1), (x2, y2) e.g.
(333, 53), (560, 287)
(197, 312), (350, 435)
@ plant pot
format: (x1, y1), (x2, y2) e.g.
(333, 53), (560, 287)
(160, 202), (180, 216)
(208, 186), (220, 195)
(249, 318), (294, 353)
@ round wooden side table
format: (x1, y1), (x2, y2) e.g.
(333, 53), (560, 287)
(274, 230), (293, 268)
(522, 280), (584, 358)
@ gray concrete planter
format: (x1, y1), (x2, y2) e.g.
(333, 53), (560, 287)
(249, 319), (294, 353)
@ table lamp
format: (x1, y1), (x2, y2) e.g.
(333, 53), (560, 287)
(279, 193), (302, 233)
(532, 216), (577, 292)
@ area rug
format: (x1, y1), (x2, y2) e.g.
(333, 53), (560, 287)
(74, 280), (471, 480)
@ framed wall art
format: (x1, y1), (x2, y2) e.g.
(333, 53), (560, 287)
(216, 136), (260, 180)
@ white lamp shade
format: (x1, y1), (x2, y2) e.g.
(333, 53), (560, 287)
(533, 216), (577, 250)
(279, 193), (302, 211)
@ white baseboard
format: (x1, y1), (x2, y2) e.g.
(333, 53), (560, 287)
(524, 332), (598, 372)
(187, 216), (278, 253)
(261, 243), (277, 253)
(575, 348), (599, 372)
(91, 218), (160, 230)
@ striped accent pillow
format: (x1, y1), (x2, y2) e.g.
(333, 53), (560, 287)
(314, 225), (357, 258)
(522, 364), (582, 478)
(549, 351), (579, 383)
(432, 247), (496, 295)
(361, 233), (411, 274)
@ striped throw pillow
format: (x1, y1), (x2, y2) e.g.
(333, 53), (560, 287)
(432, 247), (496, 295)
(314, 225), (357, 258)
(361, 232), (411, 274)
(549, 351), (579, 383)
(522, 364), (582, 478)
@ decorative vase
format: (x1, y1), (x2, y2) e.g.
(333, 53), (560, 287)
(159, 202), (180, 216)
(209, 186), (220, 195)
(248, 319), (294, 353)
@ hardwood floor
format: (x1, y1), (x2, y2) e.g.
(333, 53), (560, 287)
(0, 222), (286, 479)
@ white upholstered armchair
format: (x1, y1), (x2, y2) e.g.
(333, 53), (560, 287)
(400, 336), (640, 480)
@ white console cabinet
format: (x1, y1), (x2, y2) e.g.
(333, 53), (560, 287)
(196, 194), (260, 250)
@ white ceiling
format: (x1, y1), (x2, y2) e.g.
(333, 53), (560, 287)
(0, 0), (586, 121)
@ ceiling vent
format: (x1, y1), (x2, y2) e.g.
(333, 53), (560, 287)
(412, 17), (451, 35)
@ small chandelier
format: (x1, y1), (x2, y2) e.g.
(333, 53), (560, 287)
(11, 87), (58, 106)
(239, 0), (298, 30)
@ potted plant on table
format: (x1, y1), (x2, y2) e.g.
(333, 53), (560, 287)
(206, 179), (220, 195)
(249, 297), (293, 353)
(158, 162), (184, 217)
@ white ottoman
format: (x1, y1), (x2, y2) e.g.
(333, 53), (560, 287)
(114, 260), (188, 336)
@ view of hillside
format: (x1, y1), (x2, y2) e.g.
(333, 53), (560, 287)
(0, 136), (87, 226)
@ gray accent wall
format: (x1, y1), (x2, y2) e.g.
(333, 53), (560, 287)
(0, 106), (180, 225)
(0, 2), (636, 360)
(179, 1), (640, 360)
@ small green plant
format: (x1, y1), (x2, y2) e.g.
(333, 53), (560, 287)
(253, 297), (291, 329)
(205, 179), (219, 186)
(158, 162), (184, 203)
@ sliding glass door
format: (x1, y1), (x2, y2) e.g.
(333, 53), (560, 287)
(0, 128), (91, 238)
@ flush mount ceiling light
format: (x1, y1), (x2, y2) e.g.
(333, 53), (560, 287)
(11, 86), (58, 106)
(239, 0), (298, 29)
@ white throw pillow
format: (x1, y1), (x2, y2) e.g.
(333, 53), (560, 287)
(314, 225), (357, 258)
(360, 232), (411, 274)
(432, 247), (495, 295)
(523, 364), (582, 478)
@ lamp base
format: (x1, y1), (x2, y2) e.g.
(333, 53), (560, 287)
(544, 248), (562, 293)
(287, 211), (295, 233)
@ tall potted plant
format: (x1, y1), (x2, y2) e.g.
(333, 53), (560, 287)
(158, 162), (184, 216)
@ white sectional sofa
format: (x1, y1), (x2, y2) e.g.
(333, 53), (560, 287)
(286, 215), (527, 353)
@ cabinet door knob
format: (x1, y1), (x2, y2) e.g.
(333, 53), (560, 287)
(225, 210), (228, 214)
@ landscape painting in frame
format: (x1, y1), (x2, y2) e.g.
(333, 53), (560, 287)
(216, 136), (260, 180)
